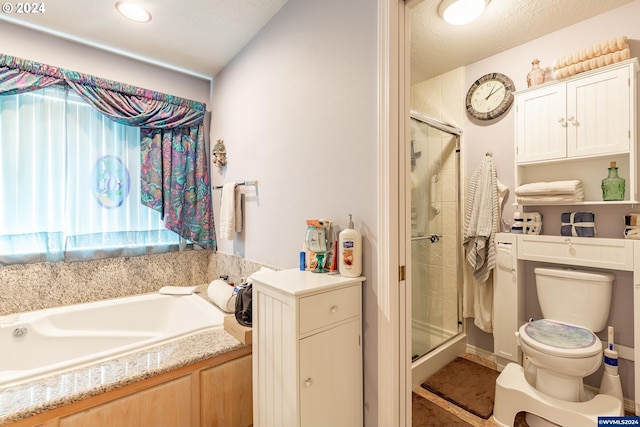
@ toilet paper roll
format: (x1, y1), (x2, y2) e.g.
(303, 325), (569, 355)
(207, 280), (236, 313)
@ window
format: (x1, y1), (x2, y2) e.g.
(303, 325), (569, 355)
(0, 85), (180, 264)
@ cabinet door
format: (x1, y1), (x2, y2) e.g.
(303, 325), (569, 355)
(516, 83), (567, 163)
(201, 355), (253, 427)
(567, 66), (631, 157)
(59, 376), (192, 427)
(299, 319), (362, 427)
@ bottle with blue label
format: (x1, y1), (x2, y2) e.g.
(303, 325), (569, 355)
(339, 214), (362, 277)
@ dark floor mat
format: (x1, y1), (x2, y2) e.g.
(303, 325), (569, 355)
(421, 357), (499, 419)
(412, 392), (473, 427)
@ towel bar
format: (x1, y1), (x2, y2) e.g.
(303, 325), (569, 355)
(212, 180), (258, 190)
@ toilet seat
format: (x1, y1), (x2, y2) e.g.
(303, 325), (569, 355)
(519, 319), (601, 358)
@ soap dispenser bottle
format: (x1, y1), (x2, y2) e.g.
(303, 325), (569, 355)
(339, 214), (362, 277)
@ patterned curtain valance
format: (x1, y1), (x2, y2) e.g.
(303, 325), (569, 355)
(0, 54), (205, 112)
(0, 53), (216, 250)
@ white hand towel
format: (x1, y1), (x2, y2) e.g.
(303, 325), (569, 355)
(219, 183), (236, 240)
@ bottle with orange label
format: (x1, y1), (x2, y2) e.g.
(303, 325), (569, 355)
(339, 214), (362, 277)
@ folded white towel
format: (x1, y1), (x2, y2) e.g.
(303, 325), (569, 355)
(516, 194), (584, 204)
(219, 183), (237, 240)
(515, 180), (583, 196)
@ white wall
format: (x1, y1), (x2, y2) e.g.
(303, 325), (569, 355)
(464, 0), (640, 399)
(0, 21), (210, 105)
(209, 0), (379, 423)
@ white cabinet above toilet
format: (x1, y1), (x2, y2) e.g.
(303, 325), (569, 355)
(517, 234), (634, 270)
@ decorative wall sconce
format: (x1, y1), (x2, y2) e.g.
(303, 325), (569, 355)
(212, 139), (228, 168)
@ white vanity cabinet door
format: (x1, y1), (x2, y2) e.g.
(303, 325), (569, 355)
(516, 82), (567, 163)
(567, 65), (631, 157)
(252, 269), (364, 427)
(299, 318), (362, 427)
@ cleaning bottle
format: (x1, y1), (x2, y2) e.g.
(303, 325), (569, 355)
(339, 214), (362, 277)
(599, 326), (623, 408)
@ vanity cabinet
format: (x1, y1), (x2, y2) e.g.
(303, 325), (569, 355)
(6, 348), (253, 427)
(251, 269), (364, 427)
(515, 58), (639, 204)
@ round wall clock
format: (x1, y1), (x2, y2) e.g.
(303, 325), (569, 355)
(465, 73), (515, 121)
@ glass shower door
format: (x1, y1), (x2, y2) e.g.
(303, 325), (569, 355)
(410, 114), (462, 361)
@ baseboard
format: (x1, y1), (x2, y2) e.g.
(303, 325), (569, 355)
(465, 343), (496, 364)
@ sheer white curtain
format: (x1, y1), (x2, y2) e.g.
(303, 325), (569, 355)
(0, 85), (179, 264)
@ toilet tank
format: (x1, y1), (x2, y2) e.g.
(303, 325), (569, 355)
(534, 267), (614, 332)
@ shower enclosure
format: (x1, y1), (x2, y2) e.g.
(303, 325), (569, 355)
(409, 110), (465, 385)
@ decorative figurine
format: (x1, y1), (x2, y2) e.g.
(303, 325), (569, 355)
(527, 59), (545, 87)
(212, 139), (227, 168)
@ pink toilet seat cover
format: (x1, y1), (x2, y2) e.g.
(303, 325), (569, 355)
(524, 319), (597, 349)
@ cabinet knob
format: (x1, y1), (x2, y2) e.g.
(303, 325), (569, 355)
(558, 117), (567, 127)
(567, 116), (577, 126)
(330, 305), (338, 313)
(304, 377), (313, 387)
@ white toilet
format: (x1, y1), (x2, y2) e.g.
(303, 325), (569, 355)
(508, 267), (616, 426)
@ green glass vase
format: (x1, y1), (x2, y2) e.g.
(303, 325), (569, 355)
(601, 161), (625, 201)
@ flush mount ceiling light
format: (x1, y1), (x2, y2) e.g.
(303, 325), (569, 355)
(438, 0), (489, 26)
(115, 1), (151, 23)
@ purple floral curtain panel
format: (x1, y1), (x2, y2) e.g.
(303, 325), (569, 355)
(0, 54), (216, 250)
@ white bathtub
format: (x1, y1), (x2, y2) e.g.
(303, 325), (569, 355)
(0, 292), (225, 388)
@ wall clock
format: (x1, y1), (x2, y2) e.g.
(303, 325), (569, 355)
(465, 73), (515, 121)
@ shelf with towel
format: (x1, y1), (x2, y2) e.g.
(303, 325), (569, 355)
(514, 154), (638, 205)
(212, 180), (258, 190)
(514, 58), (638, 206)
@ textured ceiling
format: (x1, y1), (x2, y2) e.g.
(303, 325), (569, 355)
(411, 0), (635, 84)
(0, 0), (288, 79)
(0, 0), (634, 82)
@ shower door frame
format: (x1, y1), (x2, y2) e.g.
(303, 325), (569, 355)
(407, 111), (466, 390)
(408, 110), (463, 358)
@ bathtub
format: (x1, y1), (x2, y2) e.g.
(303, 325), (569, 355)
(0, 292), (226, 388)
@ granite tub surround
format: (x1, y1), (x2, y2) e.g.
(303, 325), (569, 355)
(0, 250), (210, 316)
(0, 321), (244, 425)
(210, 251), (279, 284)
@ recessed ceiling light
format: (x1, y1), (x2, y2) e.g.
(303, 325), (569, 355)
(438, 0), (489, 26)
(115, 1), (151, 23)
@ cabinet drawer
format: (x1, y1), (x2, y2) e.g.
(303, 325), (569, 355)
(299, 285), (360, 334)
(518, 235), (634, 271)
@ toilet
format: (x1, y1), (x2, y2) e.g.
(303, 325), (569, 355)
(519, 267), (614, 401)
(496, 268), (620, 426)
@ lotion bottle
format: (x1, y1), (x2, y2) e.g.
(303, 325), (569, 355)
(339, 214), (362, 277)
